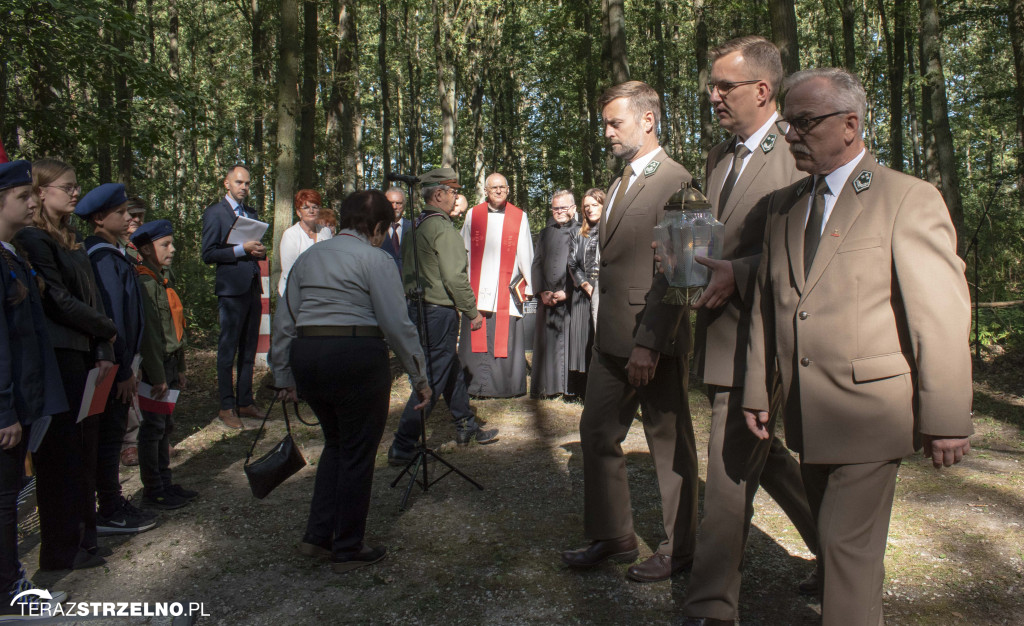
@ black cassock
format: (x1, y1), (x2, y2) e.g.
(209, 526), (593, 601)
(530, 217), (577, 397)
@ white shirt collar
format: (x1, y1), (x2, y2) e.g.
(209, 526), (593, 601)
(225, 194), (240, 211)
(0, 241), (15, 255)
(628, 146), (661, 176)
(821, 148), (867, 197)
(740, 112), (779, 155)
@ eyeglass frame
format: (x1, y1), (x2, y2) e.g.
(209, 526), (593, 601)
(706, 79), (762, 97)
(776, 111), (851, 135)
(43, 183), (82, 196)
(551, 204), (575, 213)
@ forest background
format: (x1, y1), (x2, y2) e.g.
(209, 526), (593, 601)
(2, 0), (1023, 348)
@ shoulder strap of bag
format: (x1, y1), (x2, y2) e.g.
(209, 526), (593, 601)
(245, 399), (293, 465)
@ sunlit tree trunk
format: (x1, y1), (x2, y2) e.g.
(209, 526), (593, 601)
(601, 0), (629, 84)
(768, 0), (800, 75)
(298, 0), (317, 189)
(273, 0), (300, 288)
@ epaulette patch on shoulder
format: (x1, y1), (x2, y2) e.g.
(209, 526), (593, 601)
(852, 170), (873, 193)
(643, 160), (661, 177)
(760, 134), (777, 153)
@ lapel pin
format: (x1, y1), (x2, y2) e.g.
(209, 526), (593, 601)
(830, 228), (840, 237)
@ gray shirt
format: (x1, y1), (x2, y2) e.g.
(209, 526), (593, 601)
(270, 228), (428, 391)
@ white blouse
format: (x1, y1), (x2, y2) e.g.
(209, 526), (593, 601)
(277, 221), (332, 296)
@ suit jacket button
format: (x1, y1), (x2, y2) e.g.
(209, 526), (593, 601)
(800, 357), (811, 367)
(600, 287), (607, 294)
(799, 311), (809, 320)
(601, 260), (608, 267)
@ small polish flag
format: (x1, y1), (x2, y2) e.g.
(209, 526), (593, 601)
(0, 135), (8, 163)
(137, 382), (180, 415)
(77, 365), (120, 422)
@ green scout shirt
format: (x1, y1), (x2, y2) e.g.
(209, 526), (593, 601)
(137, 259), (186, 385)
(401, 207), (479, 318)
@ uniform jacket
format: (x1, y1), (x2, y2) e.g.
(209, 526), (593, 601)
(0, 244), (68, 429)
(694, 131), (803, 388)
(85, 237), (145, 383)
(380, 217), (411, 274)
(137, 259), (186, 386)
(13, 227), (116, 361)
(200, 198), (262, 297)
(401, 208), (480, 318)
(597, 147), (692, 359)
(743, 154), (974, 464)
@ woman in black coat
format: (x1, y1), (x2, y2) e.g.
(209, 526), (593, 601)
(13, 159), (117, 571)
(566, 188), (605, 391)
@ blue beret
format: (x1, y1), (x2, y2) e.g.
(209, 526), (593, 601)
(0, 161), (32, 192)
(74, 183), (128, 218)
(130, 219), (173, 246)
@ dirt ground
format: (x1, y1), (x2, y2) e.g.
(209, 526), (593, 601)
(17, 349), (1024, 625)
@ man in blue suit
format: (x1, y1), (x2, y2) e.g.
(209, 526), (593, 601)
(201, 165), (266, 429)
(381, 187), (411, 273)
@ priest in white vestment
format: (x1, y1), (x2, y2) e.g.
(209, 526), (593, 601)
(459, 172), (535, 397)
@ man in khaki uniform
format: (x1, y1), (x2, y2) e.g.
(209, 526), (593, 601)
(741, 68), (972, 625)
(682, 37), (818, 624)
(561, 81), (696, 583)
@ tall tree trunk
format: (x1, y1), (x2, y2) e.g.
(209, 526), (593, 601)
(298, 0), (317, 189)
(695, 0), (713, 168)
(146, 0), (156, 63)
(906, 33), (922, 178)
(919, 0), (964, 252)
(114, 0), (136, 186)
(653, 0), (669, 143)
(768, 0), (800, 75)
(404, 0), (422, 177)
(583, 0), (602, 186)
(601, 0), (629, 84)
(379, 1), (392, 182)
(274, 0), (300, 288)
(326, 0), (360, 198)
(250, 0), (269, 213)
(841, 0), (856, 70)
(918, 34), (938, 184)
(1011, 0), (1024, 209)
(888, 0), (906, 172)
(434, 0), (456, 169)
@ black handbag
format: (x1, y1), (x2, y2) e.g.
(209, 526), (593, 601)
(243, 400), (307, 499)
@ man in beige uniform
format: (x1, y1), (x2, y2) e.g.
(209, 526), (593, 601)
(682, 37), (819, 625)
(741, 68), (972, 625)
(561, 81), (696, 584)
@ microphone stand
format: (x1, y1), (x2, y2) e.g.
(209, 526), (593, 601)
(389, 178), (483, 511)
(965, 178), (1003, 361)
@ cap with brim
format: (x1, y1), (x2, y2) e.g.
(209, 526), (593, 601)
(0, 161), (32, 192)
(421, 167), (462, 189)
(130, 219), (173, 247)
(74, 183), (128, 218)
(127, 206), (147, 215)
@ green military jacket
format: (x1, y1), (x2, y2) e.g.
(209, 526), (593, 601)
(400, 207), (479, 318)
(137, 259), (186, 385)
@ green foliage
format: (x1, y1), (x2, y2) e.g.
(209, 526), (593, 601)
(973, 306), (1024, 350)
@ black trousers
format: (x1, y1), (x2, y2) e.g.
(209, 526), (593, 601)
(291, 336), (390, 559)
(393, 304), (475, 452)
(96, 395), (129, 516)
(0, 434), (26, 591)
(216, 280), (261, 411)
(139, 357), (178, 495)
(34, 349), (89, 569)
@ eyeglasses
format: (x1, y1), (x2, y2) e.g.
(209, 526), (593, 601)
(299, 205), (321, 213)
(706, 79), (761, 97)
(487, 185), (509, 191)
(552, 205), (575, 213)
(776, 111), (850, 135)
(44, 183), (82, 196)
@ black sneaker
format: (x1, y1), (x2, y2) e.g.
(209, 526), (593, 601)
(142, 491), (190, 510)
(122, 496), (158, 522)
(1, 570), (67, 618)
(330, 546), (387, 573)
(166, 484), (199, 501)
(455, 425), (499, 446)
(97, 499), (159, 535)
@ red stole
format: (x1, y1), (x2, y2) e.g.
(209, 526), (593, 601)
(468, 203), (523, 358)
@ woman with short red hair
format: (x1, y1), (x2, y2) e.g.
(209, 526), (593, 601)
(277, 189), (332, 296)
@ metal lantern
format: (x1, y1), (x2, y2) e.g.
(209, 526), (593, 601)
(653, 183), (725, 305)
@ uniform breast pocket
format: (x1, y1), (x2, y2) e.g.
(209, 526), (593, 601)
(837, 237), (884, 281)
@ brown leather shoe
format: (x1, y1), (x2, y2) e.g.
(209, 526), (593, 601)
(218, 409), (243, 429)
(798, 564), (820, 596)
(120, 446), (139, 466)
(561, 535), (639, 569)
(625, 552), (692, 582)
(237, 404), (264, 418)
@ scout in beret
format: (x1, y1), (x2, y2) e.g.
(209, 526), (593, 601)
(0, 160), (72, 615)
(77, 182), (157, 536)
(130, 218), (194, 509)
